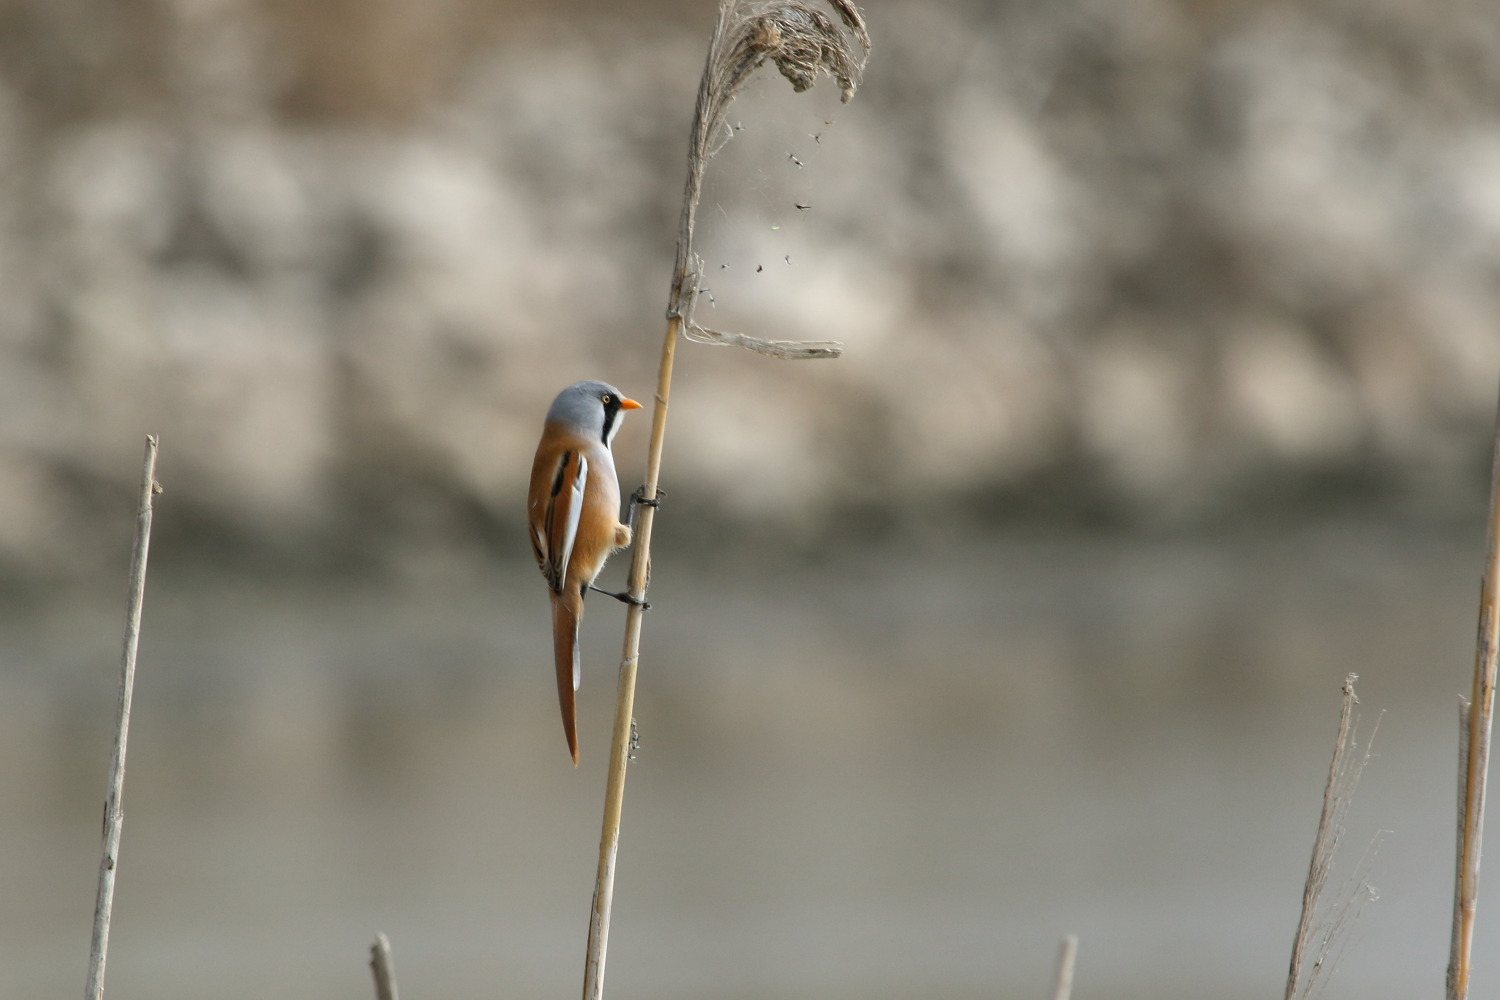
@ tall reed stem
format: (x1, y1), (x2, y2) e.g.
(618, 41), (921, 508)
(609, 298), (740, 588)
(582, 314), (678, 1000)
(578, 5), (867, 998)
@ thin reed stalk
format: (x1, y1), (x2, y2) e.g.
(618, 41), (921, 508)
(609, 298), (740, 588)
(1447, 386), (1500, 999)
(581, 5), (868, 999)
(1049, 934), (1078, 1000)
(369, 933), (399, 1000)
(85, 435), (161, 1000)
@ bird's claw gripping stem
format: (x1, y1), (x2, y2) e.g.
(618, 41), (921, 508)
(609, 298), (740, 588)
(589, 584), (651, 611)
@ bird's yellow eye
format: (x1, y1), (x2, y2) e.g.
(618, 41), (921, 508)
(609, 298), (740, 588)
(601, 394), (613, 404)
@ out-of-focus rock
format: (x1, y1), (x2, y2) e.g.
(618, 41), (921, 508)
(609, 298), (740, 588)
(2, 0), (1499, 578)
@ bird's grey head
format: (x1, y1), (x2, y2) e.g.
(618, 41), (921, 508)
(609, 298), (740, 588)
(546, 380), (638, 447)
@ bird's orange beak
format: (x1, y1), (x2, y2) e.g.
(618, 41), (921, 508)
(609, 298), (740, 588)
(620, 397), (643, 410)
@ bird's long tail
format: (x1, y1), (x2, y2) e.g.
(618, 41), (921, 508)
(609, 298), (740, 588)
(552, 594), (583, 765)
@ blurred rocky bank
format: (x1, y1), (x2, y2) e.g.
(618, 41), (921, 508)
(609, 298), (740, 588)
(3, 0), (1500, 582)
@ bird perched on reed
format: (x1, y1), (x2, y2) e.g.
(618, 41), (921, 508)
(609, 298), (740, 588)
(527, 380), (643, 764)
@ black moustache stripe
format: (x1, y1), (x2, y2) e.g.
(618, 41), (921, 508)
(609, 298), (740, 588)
(600, 399), (621, 444)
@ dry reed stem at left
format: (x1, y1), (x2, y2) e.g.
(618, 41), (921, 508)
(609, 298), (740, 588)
(85, 435), (161, 1000)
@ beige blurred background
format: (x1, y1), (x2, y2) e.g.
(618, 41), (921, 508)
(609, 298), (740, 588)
(3, 0), (1500, 997)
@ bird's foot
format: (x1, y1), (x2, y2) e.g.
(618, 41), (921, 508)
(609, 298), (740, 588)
(624, 485), (664, 532)
(631, 485), (665, 509)
(589, 584), (651, 610)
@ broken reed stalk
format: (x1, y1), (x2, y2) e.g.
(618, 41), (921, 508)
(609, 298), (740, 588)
(1284, 674), (1380, 1000)
(581, 5), (868, 1000)
(1285, 674), (1356, 999)
(1447, 386), (1500, 1000)
(1049, 934), (1078, 1000)
(85, 435), (160, 1000)
(369, 933), (399, 1000)
(1451, 702), (1474, 999)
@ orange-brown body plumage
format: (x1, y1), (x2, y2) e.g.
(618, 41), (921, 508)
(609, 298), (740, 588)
(527, 381), (640, 764)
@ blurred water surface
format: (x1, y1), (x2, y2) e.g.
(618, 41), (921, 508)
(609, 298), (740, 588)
(1, 523), (1492, 1000)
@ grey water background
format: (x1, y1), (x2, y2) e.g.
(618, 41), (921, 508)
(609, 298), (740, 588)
(5, 0), (1500, 996)
(3, 524), (1495, 999)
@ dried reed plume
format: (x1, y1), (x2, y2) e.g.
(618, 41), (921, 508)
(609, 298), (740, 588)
(671, 0), (869, 360)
